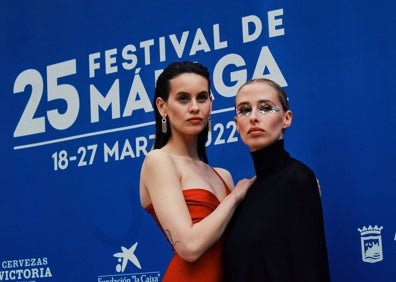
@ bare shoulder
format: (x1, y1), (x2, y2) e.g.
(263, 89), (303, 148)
(213, 167), (232, 178)
(213, 167), (234, 189)
(140, 149), (176, 180)
(142, 149), (172, 167)
(145, 148), (169, 159)
(140, 149), (179, 204)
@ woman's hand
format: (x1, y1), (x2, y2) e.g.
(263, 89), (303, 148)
(231, 176), (256, 203)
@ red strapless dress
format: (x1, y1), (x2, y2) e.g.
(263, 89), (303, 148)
(145, 172), (230, 282)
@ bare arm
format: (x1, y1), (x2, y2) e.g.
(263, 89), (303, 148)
(140, 150), (254, 262)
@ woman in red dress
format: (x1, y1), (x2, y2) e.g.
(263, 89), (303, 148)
(139, 61), (254, 282)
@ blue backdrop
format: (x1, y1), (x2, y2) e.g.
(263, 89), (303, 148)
(1, 1), (395, 281)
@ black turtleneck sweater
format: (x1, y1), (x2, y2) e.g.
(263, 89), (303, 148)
(223, 140), (331, 282)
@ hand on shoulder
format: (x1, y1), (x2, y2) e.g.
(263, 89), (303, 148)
(212, 166), (256, 203)
(232, 176), (256, 203)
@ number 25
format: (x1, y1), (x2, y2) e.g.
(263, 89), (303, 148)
(13, 59), (79, 137)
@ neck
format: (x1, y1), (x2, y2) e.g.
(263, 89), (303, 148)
(164, 135), (200, 160)
(250, 139), (289, 179)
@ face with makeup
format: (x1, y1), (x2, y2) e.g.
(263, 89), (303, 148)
(234, 79), (292, 152)
(156, 72), (211, 137)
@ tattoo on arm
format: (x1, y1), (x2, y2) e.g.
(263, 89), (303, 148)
(165, 229), (180, 247)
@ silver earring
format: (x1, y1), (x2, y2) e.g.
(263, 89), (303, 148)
(161, 116), (167, 133)
(208, 116), (212, 132)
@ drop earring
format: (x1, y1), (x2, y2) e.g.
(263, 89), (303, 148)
(208, 93), (214, 132)
(161, 116), (167, 133)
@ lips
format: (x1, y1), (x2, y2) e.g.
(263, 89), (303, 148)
(247, 127), (265, 134)
(187, 117), (203, 124)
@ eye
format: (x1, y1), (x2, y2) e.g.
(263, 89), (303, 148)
(236, 105), (252, 116)
(177, 93), (190, 103)
(258, 103), (273, 113)
(196, 93), (209, 103)
(257, 102), (279, 113)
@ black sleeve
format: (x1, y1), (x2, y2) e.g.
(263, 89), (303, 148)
(286, 163), (331, 282)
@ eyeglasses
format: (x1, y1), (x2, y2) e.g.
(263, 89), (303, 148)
(236, 102), (280, 117)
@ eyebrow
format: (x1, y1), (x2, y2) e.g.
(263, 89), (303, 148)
(236, 99), (275, 107)
(175, 90), (209, 96)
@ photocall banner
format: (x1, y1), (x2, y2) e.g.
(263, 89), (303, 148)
(1, 1), (395, 281)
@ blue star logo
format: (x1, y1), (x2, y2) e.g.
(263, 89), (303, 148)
(113, 242), (142, 272)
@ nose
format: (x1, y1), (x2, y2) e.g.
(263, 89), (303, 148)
(189, 99), (200, 113)
(249, 108), (259, 123)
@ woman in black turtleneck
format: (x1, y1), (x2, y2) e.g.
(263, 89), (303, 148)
(223, 78), (331, 282)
